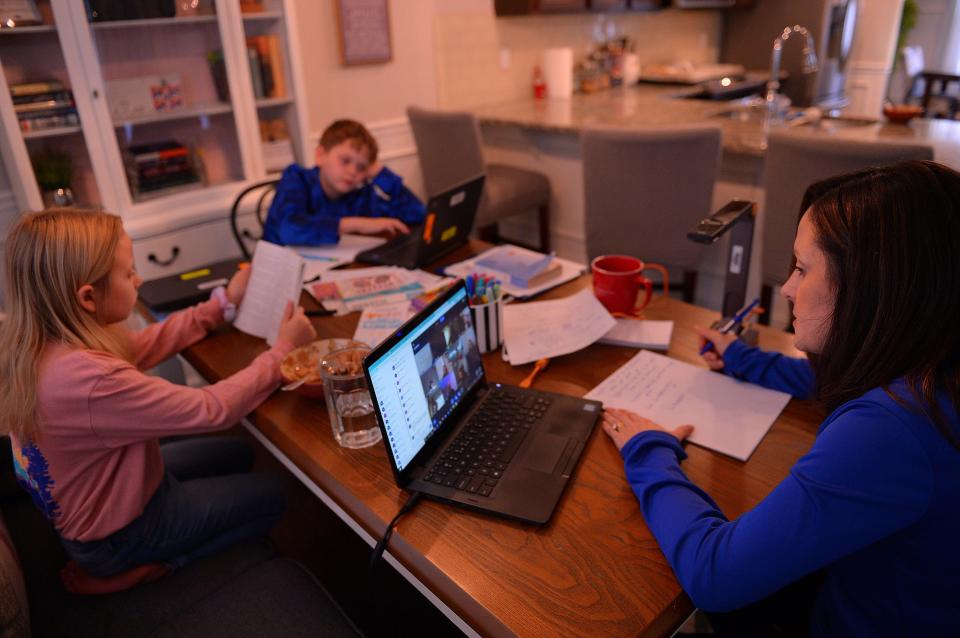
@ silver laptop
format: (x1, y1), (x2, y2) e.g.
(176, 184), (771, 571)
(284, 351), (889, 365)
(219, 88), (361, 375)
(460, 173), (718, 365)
(363, 280), (601, 524)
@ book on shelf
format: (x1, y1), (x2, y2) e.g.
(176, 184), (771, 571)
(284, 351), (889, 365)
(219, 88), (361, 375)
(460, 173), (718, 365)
(10, 82), (79, 133)
(9, 80), (65, 98)
(124, 141), (200, 195)
(246, 35), (285, 99)
(474, 245), (562, 289)
(240, 1), (265, 13)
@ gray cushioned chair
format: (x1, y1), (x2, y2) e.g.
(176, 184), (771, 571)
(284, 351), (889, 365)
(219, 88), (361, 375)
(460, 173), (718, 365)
(581, 124), (722, 302)
(760, 132), (934, 324)
(407, 106), (551, 252)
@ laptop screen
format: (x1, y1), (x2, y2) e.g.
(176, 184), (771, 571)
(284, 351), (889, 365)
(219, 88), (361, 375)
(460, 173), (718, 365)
(367, 286), (485, 472)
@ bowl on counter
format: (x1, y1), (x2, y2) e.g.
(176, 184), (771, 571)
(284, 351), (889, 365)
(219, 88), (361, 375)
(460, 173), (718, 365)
(882, 103), (924, 125)
(280, 338), (365, 399)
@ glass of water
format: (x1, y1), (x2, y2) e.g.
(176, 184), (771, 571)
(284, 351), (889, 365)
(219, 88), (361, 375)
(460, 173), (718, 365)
(319, 346), (382, 449)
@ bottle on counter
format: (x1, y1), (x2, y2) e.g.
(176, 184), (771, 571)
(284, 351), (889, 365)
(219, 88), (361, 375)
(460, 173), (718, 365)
(532, 65), (546, 99)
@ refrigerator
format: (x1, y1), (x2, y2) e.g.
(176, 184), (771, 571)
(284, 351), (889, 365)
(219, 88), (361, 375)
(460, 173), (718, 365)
(720, 0), (859, 109)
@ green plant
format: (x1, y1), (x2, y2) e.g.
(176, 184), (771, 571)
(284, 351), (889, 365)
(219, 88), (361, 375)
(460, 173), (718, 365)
(31, 149), (72, 191)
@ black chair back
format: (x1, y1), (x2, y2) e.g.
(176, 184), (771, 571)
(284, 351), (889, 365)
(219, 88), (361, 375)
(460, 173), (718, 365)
(229, 179), (278, 260)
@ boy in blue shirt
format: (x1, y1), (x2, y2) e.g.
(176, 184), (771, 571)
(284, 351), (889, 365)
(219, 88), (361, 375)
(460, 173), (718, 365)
(263, 119), (425, 246)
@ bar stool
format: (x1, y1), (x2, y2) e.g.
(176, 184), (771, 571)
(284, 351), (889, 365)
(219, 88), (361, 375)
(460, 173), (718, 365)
(581, 124), (722, 303)
(761, 132), (933, 326)
(407, 106), (552, 253)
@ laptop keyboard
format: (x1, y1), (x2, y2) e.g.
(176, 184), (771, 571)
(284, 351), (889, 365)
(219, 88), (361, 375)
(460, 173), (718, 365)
(422, 388), (552, 497)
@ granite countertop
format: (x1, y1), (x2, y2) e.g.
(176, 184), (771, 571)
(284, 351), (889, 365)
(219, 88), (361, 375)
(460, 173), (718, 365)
(474, 84), (960, 166)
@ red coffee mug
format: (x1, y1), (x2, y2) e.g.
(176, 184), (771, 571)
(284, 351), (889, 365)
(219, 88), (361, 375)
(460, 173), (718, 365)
(591, 255), (667, 315)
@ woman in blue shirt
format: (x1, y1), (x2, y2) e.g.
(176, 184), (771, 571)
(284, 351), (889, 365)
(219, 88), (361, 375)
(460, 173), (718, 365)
(603, 160), (960, 636)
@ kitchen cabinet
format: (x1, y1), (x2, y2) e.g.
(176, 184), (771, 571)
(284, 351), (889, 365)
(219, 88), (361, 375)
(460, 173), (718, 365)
(494, 0), (667, 16)
(0, 0), (311, 279)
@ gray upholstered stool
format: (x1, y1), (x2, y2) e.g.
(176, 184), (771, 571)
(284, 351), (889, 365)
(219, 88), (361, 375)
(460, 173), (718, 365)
(761, 132), (933, 325)
(581, 124), (722, 303)
(407, 106), (551, 252)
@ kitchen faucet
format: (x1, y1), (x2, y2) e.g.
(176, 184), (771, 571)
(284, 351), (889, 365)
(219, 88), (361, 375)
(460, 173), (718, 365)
(765, 25), (818, 113)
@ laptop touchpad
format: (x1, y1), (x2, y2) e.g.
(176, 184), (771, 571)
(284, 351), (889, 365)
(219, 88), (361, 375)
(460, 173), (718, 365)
(519, 434), (569, 474)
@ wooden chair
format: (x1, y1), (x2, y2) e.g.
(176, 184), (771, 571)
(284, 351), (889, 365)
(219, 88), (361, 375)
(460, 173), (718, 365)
(580, 124), (722, 303)
(906, 71), (960, 120)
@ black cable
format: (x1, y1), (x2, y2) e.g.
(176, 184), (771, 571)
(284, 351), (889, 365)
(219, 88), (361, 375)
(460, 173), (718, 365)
(369, 492), (423, 570)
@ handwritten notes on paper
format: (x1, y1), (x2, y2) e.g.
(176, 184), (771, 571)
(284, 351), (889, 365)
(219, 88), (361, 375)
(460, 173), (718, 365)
(502, 288), (616, 366)
(585, 350), (791, 461)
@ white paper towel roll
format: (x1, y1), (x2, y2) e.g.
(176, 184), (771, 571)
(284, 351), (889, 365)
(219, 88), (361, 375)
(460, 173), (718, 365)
(543, 47), (573, 99)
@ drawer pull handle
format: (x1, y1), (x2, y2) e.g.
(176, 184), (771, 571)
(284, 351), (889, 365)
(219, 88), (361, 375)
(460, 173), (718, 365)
(241, 228), (261, 242)
(147, 246), (180, 267)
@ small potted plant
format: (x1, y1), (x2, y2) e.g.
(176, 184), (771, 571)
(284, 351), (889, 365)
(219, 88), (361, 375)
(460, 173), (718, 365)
(31, 149), (74, 207)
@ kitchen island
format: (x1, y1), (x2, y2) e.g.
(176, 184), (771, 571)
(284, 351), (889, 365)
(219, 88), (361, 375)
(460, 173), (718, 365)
(473, 84), (960, 312)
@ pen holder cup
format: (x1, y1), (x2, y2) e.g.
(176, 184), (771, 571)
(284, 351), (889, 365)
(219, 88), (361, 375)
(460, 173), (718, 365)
(469, 298), (503, 354)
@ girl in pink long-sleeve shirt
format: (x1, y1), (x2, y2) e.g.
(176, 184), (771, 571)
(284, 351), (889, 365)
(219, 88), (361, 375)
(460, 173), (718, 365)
(0, 208), (316, 582)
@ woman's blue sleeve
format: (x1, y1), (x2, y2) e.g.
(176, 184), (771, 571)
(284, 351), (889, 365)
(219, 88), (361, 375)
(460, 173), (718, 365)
(721, 340), (814, 399)
(620, 402), (932, 612)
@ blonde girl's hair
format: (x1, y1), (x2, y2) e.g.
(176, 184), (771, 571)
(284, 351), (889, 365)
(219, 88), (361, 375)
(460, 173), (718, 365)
(0, 208), (130, 442)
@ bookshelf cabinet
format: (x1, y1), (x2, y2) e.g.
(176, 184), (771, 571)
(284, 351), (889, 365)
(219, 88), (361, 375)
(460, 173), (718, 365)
(0, 0), (311, 279)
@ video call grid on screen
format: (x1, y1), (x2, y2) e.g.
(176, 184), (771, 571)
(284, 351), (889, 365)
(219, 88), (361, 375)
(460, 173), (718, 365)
(368, 288), (485, 472)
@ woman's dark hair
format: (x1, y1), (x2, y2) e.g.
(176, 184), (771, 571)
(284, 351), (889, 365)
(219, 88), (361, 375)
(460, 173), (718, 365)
(800, 160), (960, 447)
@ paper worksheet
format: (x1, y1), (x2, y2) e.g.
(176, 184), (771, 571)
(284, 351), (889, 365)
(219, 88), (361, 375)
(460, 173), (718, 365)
(293, 234), (386, 282)
(234, 241), (305, 345)
(585, 350), (791, 461)
(352, 301), (413, 348)
(502, 288), (616, 366)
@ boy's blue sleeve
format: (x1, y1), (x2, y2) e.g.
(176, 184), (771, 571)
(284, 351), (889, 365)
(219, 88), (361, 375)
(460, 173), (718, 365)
(721, 340), (814, 399)
(620, 402), (932, 612)
(262, 166), (340, 246)
(364, 166), (426, 224)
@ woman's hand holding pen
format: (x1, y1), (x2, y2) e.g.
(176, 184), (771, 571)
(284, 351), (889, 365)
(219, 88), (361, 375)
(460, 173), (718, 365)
(694, 325), (738, 371)
(601, 407), (694, 450)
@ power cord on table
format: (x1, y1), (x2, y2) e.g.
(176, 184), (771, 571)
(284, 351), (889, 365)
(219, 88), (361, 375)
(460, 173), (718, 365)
(369, 492), (423, 570)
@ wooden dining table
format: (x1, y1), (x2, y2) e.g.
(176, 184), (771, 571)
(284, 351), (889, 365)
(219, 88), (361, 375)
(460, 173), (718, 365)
(171, 241), (821, 637)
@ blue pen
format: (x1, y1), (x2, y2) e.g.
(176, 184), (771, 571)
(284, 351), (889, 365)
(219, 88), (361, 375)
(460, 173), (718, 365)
(699, 297), (760, 356)
(466, 274), (474, 297)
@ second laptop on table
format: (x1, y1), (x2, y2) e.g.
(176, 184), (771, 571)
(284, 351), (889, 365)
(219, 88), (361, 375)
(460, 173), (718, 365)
(355, 174), (485, 269)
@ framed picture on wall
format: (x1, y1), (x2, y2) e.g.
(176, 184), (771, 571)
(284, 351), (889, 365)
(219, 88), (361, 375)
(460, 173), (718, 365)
(334, 0), (392, 66)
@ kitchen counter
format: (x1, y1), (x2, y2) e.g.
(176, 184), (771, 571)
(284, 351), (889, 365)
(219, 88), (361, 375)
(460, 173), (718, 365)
(473, 84), (960, 165)
(470, 84), (960, 319)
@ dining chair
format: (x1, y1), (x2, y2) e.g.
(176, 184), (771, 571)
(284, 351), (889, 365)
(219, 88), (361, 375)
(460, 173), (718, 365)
(581, 124), (723, 303)
(229, 179), (278, 261)
(760, 132), (933, 325)
(407, 106), (552, 253)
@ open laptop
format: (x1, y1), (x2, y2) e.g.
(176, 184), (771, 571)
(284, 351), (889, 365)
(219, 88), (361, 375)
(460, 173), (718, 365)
(138, 258), (243, 312)
(355, 175), (485, 269)
(363, 280), (601, 524)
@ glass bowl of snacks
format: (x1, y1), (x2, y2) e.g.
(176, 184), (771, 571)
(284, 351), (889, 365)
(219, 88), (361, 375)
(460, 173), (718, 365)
(280, 338), (365, 398)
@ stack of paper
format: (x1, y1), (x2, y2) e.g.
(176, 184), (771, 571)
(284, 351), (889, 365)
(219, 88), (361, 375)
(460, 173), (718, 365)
(502, 288), (616, 365)
(307, 267), (453, 314)
(352, 301), (413, 348)
(292, 234), (386, 281)
(599, 319), (673, 350)
(585, 350), (791, 461)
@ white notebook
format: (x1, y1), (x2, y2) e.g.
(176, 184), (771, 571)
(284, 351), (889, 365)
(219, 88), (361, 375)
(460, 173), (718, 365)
(586, 350), (791, 461)
(234, 241), (305, 345)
